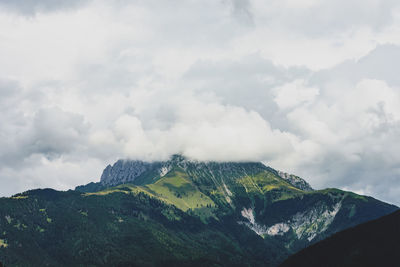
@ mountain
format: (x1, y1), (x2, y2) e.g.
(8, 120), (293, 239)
(0, 155), (397, 266)
(78, 155), (397, 260)
(280, 209), (400, 267)
(77, 155), (395, 247)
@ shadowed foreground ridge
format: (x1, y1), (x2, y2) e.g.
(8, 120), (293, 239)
(280, 210), (400, 267)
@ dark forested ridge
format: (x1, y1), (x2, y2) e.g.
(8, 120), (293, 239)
(280, 209), (400, 267)
(0, 189), (284, 267)
(0, 156), (397, 266)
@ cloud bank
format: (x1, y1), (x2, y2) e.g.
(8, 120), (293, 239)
(1, 0), (400, 205)
(0, 0), (90, 15)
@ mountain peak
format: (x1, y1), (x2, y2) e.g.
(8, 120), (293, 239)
(170, 154), (186, 162)
(98, 155), (313, 192)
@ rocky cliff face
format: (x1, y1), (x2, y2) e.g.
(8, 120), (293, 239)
(276, 171), (313, 191)
(100, 160), (159, 186)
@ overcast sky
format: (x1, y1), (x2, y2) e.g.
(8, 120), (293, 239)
(1, 0), (400, 205)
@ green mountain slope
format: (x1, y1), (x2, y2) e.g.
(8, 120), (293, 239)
(0, 189), (284, 267)
(280, 209), (400, 267)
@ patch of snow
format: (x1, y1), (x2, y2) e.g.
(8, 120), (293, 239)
(159, 166), (171, 177)
(241, 208), (255, 225)
(223, 182), (233, 196)
(239, 208), (269, 236)
(266, 223), (290, 236)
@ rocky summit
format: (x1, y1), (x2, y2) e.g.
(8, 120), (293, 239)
(99, 154), (313, 191)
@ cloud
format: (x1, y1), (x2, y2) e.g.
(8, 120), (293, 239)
(0, 104), (89, 168)
(230, 0), (254, 26)
(108, 98), (293, 162)
(273, 79), (319, 110)
(29, 108), (89, 158)
(252, 0), (400, 36)
(183, 54), (310, 129)
(0, 156), (104, 197)
(311, 44), (400, 87)
(0, 0), (90, 15)
(276, 76), (400, 205)
(1, 0), (400, 206)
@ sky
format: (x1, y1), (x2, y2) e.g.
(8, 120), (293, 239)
(1, 0), (400, 205)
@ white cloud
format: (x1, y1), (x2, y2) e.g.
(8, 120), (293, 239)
(0, 0), (90, 15)
(96, 93), (294, 162)
(273, 79), (319, 109)
(1, 0), (400, 205)
(274, 78), (400, 204)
